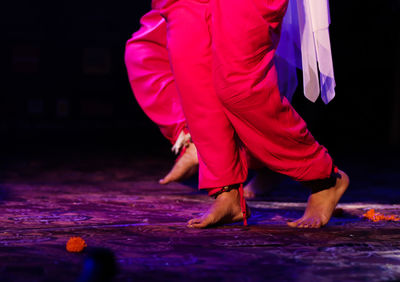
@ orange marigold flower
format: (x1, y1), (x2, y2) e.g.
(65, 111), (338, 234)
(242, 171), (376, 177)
(363, 209), (400, 222)
(66, 237), (87, 253)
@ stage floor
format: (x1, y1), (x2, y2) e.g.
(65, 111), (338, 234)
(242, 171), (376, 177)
(1, 152), (400, 281)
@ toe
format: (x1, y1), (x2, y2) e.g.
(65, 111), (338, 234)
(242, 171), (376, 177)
(190, 222), (208, 228)
(188, 217), (213, 229)
(303, 218), (315, 228)
(287, 218), (302, 228)
(187, 218), (201, 225)
(159, 178), (168, 184)
(312, 219), (322, 228)
(313, 219), (322, 228)
(159, 173), (174, 184)
(297, 218), (309, 228)
(309, 219), (317, 228)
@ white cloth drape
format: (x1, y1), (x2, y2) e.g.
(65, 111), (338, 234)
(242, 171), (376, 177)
(276, 0), (335, 104)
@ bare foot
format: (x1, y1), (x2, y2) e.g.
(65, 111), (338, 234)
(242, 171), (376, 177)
(187, 189), (250, 228)
(243, 185), (256, 199)
(244, 168), (282, 199)
(287, 170), (349, 228)
(159, 143), (199, 184)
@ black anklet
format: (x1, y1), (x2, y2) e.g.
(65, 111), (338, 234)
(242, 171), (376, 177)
(212, 183), (241, 199)
(211, 183), (248, 226)
(302, 166), (341, 194)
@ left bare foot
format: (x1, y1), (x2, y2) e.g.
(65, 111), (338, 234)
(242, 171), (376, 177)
(159, 142), (199, 184)
(287, 170), (349, 228)
(187, 189), (250, 228)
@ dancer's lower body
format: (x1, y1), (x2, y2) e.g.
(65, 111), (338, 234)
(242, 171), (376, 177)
(161, 0), (349, 228)
(124, 7), (279, 194)
(125, 9), (199, 184)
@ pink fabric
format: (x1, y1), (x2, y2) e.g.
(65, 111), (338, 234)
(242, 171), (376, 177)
(163, 1), (249, 188)
(161, 0), (333, 189)
(125, 10), (186, 144)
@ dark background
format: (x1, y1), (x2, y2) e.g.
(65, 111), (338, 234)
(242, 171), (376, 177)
(1, 1), (399, 159)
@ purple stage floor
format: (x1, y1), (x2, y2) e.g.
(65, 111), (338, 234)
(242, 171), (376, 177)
(1, 153), (400, 281)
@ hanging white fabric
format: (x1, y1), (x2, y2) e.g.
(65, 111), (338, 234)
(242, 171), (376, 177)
(276, 0), (335, 104)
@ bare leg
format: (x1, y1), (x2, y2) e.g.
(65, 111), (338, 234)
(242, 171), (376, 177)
(187, 189), (250, 228)
(159, 143), (199, 184)
(287, 170), (349, 228)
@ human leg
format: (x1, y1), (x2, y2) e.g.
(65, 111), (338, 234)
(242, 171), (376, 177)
(162, 0), (249, 226)
(161, 0), (247, 189)
(125, 9), (186, 144)
(210, 0), (348, 228)
(125, 9), (198, 183)
(125, 3), (288, 189)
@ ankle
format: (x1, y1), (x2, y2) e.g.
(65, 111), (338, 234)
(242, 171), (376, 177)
(217, 188), (238, 201)
(208, 184), (248, 226)
(209, 184), (241, 198)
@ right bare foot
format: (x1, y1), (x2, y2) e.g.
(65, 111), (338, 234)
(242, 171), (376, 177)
(187, 189), (250, 228)
(159, 143), (199, 184)
(287, 170), (349, 228)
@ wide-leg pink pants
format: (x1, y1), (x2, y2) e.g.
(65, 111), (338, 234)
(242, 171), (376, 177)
(161, 0), (333, 190)
(125, 9), (186, 144)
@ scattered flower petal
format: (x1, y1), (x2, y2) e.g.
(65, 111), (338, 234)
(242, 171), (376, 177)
(66, 237), (87, 253)
(363, 209), (400, 222)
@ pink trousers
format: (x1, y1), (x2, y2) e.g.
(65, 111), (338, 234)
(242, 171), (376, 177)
(126, 0), (333, 191)
(162, 0), (333, 190)
(125, 9), (186, 145)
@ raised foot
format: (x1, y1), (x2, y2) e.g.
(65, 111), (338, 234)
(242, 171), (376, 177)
(187, 189), (250, 228)
(244, 168), (281, 199)
(159, 142), (199, 184)
(287, 170), (349, 229)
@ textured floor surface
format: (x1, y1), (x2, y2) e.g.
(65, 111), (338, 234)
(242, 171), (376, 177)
(0, 152), (400, 281)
